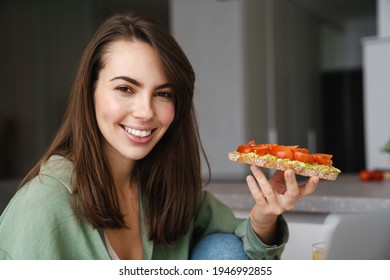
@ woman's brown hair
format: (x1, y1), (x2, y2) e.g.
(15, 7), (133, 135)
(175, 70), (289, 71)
(20, 11), (210, 245)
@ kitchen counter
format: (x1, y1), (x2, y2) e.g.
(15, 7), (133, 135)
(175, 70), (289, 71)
(204, 174), (390, 214)
(3, 174), (390, 215)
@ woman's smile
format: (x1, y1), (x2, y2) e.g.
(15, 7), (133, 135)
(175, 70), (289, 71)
(122, 126), (153, 138)
(120, 124), (157, 144)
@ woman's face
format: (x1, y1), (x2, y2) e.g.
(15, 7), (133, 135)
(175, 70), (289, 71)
(94, 40), (175, 164)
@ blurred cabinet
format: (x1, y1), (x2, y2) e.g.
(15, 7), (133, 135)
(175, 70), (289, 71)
(0, 1), (97, 177)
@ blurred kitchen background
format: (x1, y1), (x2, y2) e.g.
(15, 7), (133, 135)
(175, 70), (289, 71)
(0, 0), (388, 181)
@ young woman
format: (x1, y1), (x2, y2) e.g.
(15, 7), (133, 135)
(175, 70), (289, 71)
(0, 11), (319, 260)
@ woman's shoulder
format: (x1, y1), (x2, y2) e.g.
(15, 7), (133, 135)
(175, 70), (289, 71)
(0, 156), (105, 259)
(37, 154), (75, 193)
(1, 155), (75, 220)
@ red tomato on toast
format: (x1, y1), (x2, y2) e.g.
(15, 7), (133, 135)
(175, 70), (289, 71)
(293, 151), (315, 164)
(269, 145), (294, 160)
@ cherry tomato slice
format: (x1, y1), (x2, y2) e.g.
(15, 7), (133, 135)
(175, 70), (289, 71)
(372, 170), (384, 181)
(237, 140), (256, 153)
(313, 154), (333, 166)
(293, 151), (315, 164)
(270, 145), (294, 160)
(312, 153), (333, 159)
(254, 146), (271, 156)
(291, 147), (309, 154)
(286, 145), (299, 150)
(237, 145), (254, 153)
(245, 140), (256, 146)
(359, 170), (372, 181)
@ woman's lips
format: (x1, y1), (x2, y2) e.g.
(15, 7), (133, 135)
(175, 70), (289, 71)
(121, 125), (156, 143)
(123, 126), (152, 138)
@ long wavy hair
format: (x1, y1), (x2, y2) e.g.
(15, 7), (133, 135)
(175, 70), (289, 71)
(20, 11), (210, 245)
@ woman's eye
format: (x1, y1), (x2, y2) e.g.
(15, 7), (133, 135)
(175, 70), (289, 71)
(156, 91), (174, 99)
(117, 86), (133, 94)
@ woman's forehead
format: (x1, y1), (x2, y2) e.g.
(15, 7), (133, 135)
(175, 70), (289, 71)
(98, 40), (169, 86)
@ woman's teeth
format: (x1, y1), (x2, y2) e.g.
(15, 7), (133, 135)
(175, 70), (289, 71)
(124, 126), (152, 138)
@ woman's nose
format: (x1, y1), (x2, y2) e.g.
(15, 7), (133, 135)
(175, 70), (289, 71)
(132, 94), (154, 120)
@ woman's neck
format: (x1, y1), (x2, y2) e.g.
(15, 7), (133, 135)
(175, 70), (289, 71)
(104, 149), (137, 193)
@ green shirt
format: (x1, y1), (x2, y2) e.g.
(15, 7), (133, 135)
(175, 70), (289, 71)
(0, 155), (288, 260)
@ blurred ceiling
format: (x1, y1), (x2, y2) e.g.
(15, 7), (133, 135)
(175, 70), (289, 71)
(104, 0), (376, 30)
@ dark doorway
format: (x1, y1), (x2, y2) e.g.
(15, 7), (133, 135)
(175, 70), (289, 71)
(321, 69), (365, 172)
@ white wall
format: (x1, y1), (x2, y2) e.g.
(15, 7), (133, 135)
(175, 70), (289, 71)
(343, 17), (376, 69)
(362, 38), (390, 169)
(362, 0), (390, 169)
(272, 0), (322, 148)
(378, 0), (390, 37)
(171, 0), (248, 179)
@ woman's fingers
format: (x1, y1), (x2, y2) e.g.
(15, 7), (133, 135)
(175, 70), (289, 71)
(249, 166), (277, 198)
(299, 175), (319, 197)
(248, 166), (319, 213)
(248, 166), (281, 211)
(246, 166), (272, 204)
(283, 169), (300, 199)
(246, 174), (267, 205)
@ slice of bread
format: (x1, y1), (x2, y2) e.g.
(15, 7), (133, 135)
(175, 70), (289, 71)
(229, 152), (340, 180)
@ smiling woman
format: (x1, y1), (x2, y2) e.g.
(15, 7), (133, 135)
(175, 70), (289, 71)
(0, 10), (318, 260)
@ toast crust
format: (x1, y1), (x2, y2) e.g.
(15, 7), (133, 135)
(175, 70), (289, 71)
(229, 152), (340, 180)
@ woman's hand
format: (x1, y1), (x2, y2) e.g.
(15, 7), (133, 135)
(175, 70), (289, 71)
(246, 165), (319, 245)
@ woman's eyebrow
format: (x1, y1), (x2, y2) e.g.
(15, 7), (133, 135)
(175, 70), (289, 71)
(156, 83), (173, 90)
(110, 76), (141, 86)
(110, 76), (172, 90)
